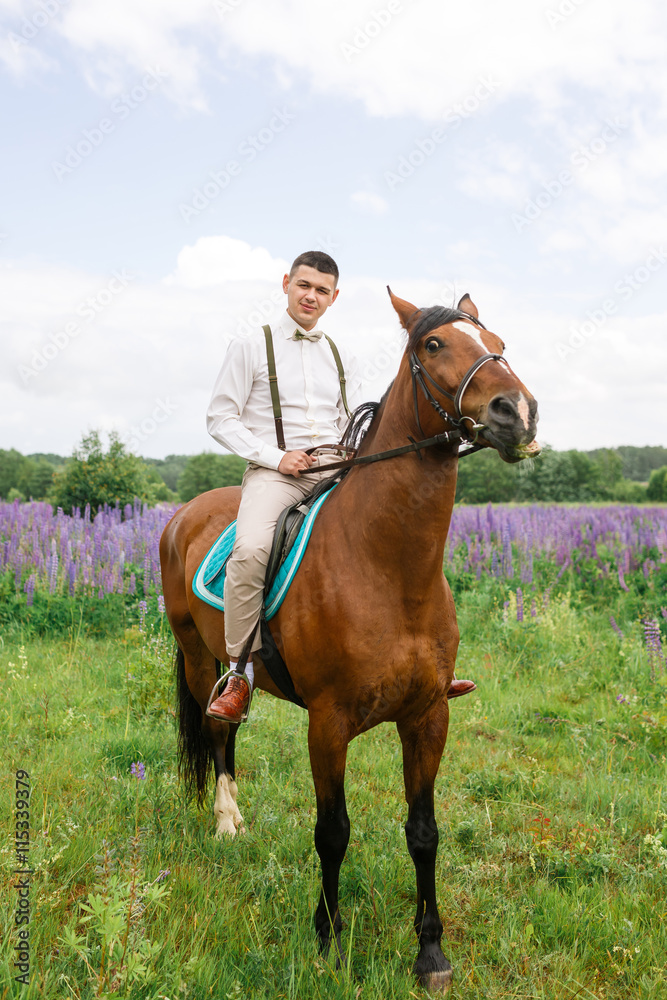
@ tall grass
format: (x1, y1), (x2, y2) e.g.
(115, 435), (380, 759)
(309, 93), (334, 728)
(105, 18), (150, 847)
(1, 576), (666, 998)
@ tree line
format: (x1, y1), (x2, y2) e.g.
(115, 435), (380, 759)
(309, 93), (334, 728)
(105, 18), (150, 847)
(454, 446), (667, 504)
(1, 435), (666, 514)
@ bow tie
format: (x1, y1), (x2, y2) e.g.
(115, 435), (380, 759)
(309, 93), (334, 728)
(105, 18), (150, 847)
(292, 328), (323, 343)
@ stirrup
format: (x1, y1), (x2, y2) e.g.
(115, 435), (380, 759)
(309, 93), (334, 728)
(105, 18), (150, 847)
(205, 667), (253, 723)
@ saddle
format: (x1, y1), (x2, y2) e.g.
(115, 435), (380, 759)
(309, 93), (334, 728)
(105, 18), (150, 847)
(256, 477), (339, 710)
(264, 476), (338, 598)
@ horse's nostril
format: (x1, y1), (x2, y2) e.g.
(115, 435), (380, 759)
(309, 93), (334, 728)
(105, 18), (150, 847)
(488, 396), (517, 422)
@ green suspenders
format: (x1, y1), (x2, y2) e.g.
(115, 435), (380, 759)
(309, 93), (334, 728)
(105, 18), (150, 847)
(323, 335), (351, 421)
(262, 324), (351, 451)
(262, 324), (286, 451)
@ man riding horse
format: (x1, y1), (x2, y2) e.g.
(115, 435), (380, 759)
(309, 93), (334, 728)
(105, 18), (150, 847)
(204, 250), (476, 723)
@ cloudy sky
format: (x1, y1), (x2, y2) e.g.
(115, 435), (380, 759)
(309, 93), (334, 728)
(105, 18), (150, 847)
(1, 0), (665, 459)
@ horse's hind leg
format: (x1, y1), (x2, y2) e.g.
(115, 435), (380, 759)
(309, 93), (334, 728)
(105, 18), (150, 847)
(397, 709), (452, 993)
(307, 709), (350, 964)
(174, 628), (244, 837)
(211, 717), (245, 837)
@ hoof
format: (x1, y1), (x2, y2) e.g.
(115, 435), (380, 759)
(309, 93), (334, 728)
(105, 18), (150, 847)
(213, 774), (244, 838)
(420, 968), (453, 994)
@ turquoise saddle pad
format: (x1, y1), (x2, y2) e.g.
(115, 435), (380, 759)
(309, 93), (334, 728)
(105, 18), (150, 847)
(192, 484), (336, 620)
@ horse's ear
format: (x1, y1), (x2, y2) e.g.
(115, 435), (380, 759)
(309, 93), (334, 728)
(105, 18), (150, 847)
(387, 287), (420, 331)
(457, 293), (479, 319)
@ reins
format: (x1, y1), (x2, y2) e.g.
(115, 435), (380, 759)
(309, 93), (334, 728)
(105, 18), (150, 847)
(308, 428), (467, 475)
(312, 344), (507, 475)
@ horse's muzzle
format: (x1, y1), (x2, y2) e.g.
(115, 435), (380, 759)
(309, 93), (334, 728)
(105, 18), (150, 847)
(477, 392), (539, 462)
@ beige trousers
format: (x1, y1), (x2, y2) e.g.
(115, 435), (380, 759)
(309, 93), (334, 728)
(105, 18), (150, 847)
(223, 457), (336, 657)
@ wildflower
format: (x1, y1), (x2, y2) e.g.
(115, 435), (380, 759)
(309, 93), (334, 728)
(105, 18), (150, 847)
(130, 761), (146, 780)
(24, 574), (36, 607)
(138, 599), (148, 632)
(157, 594), (165, 614)
(616, 694), (628, 704)
(516, 587), (524, 623)
(643, 619), (663, 681)
(501, 526), (513, 579)
(610, 616), (624, 640)
(156, 869), (171, 882)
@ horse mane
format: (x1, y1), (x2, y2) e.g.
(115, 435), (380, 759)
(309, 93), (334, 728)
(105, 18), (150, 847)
(340, 382), (393, 453)
(339, 305), (485, 457)
(407, 306), (470, 352)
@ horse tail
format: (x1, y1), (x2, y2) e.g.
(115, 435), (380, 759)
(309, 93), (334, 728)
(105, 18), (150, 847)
(174, 643), (213, 807)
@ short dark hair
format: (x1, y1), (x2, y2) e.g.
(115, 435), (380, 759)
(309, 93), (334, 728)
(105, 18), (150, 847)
(289, 251), (339, 284)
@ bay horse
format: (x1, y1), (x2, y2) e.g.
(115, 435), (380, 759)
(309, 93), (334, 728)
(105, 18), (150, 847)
(160, 290), (539, 992)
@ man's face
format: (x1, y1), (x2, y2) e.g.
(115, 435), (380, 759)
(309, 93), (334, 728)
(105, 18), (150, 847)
(283, 265), (339, 331)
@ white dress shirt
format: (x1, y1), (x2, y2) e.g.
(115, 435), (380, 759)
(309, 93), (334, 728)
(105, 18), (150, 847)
(207, 311), (363, 470)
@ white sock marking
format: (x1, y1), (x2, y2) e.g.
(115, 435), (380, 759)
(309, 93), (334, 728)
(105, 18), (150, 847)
(214, 773), (245, 838)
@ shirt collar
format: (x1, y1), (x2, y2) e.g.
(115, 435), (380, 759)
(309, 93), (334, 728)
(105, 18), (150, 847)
(278, 310), (323, 341)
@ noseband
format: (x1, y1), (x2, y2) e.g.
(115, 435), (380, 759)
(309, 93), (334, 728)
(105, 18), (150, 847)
(410, 334), (508, 443)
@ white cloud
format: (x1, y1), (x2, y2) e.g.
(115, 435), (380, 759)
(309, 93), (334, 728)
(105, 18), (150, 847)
(165, 235), (289, 288)
(1, 240), (666, 456)
(1, 0), (662, 122)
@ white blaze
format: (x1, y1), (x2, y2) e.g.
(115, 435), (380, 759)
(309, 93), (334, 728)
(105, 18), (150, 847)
(453, 320), (489, 352)
(517, 394), (530, 430)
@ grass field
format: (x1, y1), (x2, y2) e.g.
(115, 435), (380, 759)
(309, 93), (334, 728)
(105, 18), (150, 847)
(2, 557), (666, 999)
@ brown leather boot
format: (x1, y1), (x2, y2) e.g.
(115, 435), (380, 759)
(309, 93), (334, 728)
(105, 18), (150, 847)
(447, 678), (477, 699)
(206, 674), (251, 723)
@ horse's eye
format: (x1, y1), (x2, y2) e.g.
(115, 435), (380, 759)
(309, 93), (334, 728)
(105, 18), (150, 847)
(425, 339), (440, 354)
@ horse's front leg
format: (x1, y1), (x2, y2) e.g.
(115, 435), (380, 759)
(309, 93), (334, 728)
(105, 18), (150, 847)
(398, 705), (452, 994)
(307, 709), (350, 964)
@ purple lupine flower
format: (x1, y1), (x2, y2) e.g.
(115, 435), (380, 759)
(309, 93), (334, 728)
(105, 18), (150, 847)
(138, 599), (148, 632)
(156, 869), (170, 882)
(130, 761), (146, 780)
(616, 694), (628, 704)
(516, 588), (524, 623)
(530, 598), (537, 618)
(502, 526), (513, 579)
(24, 574), (35, 607)
(521, 552), (533, 584)
(643, 619), (663, 682)
(610, 616), (624, 640)
(157, 594), (165, 613)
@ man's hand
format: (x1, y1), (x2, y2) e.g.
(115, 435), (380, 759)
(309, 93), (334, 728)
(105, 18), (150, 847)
(278, 450), (316, 477)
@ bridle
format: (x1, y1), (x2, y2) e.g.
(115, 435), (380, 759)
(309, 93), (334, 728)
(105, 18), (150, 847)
(410, 346), (506, 444)
(311, 314), (512, 474)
